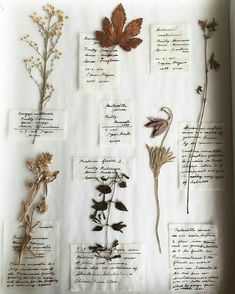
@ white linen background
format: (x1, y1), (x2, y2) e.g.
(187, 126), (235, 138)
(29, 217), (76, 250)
(0, 0), (234, 293)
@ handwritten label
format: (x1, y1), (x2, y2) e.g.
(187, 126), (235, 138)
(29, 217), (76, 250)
(100, 100), (134, 146)
(151, 24), (190, 72)
(3, 221), (59, 288)
(71, 243), (144, 292)
(179, 122), (225, 190)
(73, 157), (133, 182)
(169, 224), (219, 292)
(79, 33), (120, 91)
(9, 110), (66, 139)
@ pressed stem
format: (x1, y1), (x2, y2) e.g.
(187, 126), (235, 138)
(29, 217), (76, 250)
(186, 36), (209, 214)
(154, 177), (162, 253)
(32, 16), (51, 144)
(105, 181), (116, 248)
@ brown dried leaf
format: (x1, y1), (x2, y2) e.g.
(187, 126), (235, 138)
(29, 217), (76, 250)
(115, 201), (128, 211)
(118, 181), (127, 188)
(96, 3), (143, 52)
(96, 185), (112, 194)
(92, 199), (108, 211)
(111, 221), (126, 233)
(92, 225), (103, 231)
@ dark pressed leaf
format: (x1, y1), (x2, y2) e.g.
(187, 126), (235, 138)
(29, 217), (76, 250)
(92, 199), (108, 211)
(92, 226), (103, 231)
(96, 185), (112, 194)
(96, 3), (143, 52)
(95, 243), (103, 248)
(111, 255), (121, 259)
(118, 181), (127, 188)
(111, 222), (126, 232)
(112, 239), (119, 248)
(115, 201), (128, 211)
(121, 173), (129, 179)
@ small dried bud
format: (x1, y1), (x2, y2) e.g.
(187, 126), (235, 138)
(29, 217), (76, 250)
(37, 200), (48, 213)
(196, 86), (203, 95)
(209, 53), (220, 71)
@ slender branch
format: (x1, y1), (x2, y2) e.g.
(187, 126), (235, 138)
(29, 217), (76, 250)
(154, 178), (162, 253)
(105, 180), (116, 247)
(186, 34), (209, 214)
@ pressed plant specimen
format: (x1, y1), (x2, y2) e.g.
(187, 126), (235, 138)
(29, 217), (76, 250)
(96, 3), (143, 52)
(185, 19), (220, 214)
(89, 172), (129, 261)
(18, 153), (59, 265)
(145, 107), (175, 253)
(21, 4), (68, 144)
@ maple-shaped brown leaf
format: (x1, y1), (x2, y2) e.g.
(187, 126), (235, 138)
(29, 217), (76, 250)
(96, 3), (143, 52)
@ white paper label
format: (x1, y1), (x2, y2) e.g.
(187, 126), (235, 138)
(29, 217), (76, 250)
(179, 122), (225, 190)
(79, 33), (120, 91)
(73, 157), (133, 182)
(169, 224), (219, 292)
(3, 221), (59, 288)
(151, 24), (190, 72)
(71, 243), (144, 292)
(100, 100), (134, 146)
(8, 110), (66, 139)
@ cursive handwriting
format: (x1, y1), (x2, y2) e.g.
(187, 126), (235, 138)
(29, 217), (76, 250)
(169, 224), (219, 291)
(79, 34), (120, 91)
(179, 122), (225, 190)
(151, 24), (190, 72)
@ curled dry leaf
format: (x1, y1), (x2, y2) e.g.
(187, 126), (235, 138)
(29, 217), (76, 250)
(96, 3), (143, 52)
(145, 118), (168, 138)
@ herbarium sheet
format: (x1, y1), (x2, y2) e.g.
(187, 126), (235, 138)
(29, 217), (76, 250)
(0, 0), (234, 293)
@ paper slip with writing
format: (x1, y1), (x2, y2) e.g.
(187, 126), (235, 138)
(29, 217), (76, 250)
(151, 24), (190, 73)
(100, 100), (134, 146)
(70, 243), (144, 292)
(169, 224), (219, 292)
(8, 110), (66, 140)
(79, 33), (120, 91)
(73, 157), (133, 182)
(179, 122), (225, 190)
(3, 221), (59, 288)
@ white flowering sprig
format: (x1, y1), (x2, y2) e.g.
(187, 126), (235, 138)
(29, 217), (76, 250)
(21, 4), (68, 143)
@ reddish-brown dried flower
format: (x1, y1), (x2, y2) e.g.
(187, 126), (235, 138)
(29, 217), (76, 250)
(145, 118), (168, 138)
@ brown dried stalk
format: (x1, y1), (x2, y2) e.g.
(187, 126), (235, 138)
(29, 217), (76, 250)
(145, 107), (175, 253)
(186, 19), (220, 214)
(21, 4), (68, 144)
(18, 153), (59, 265)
